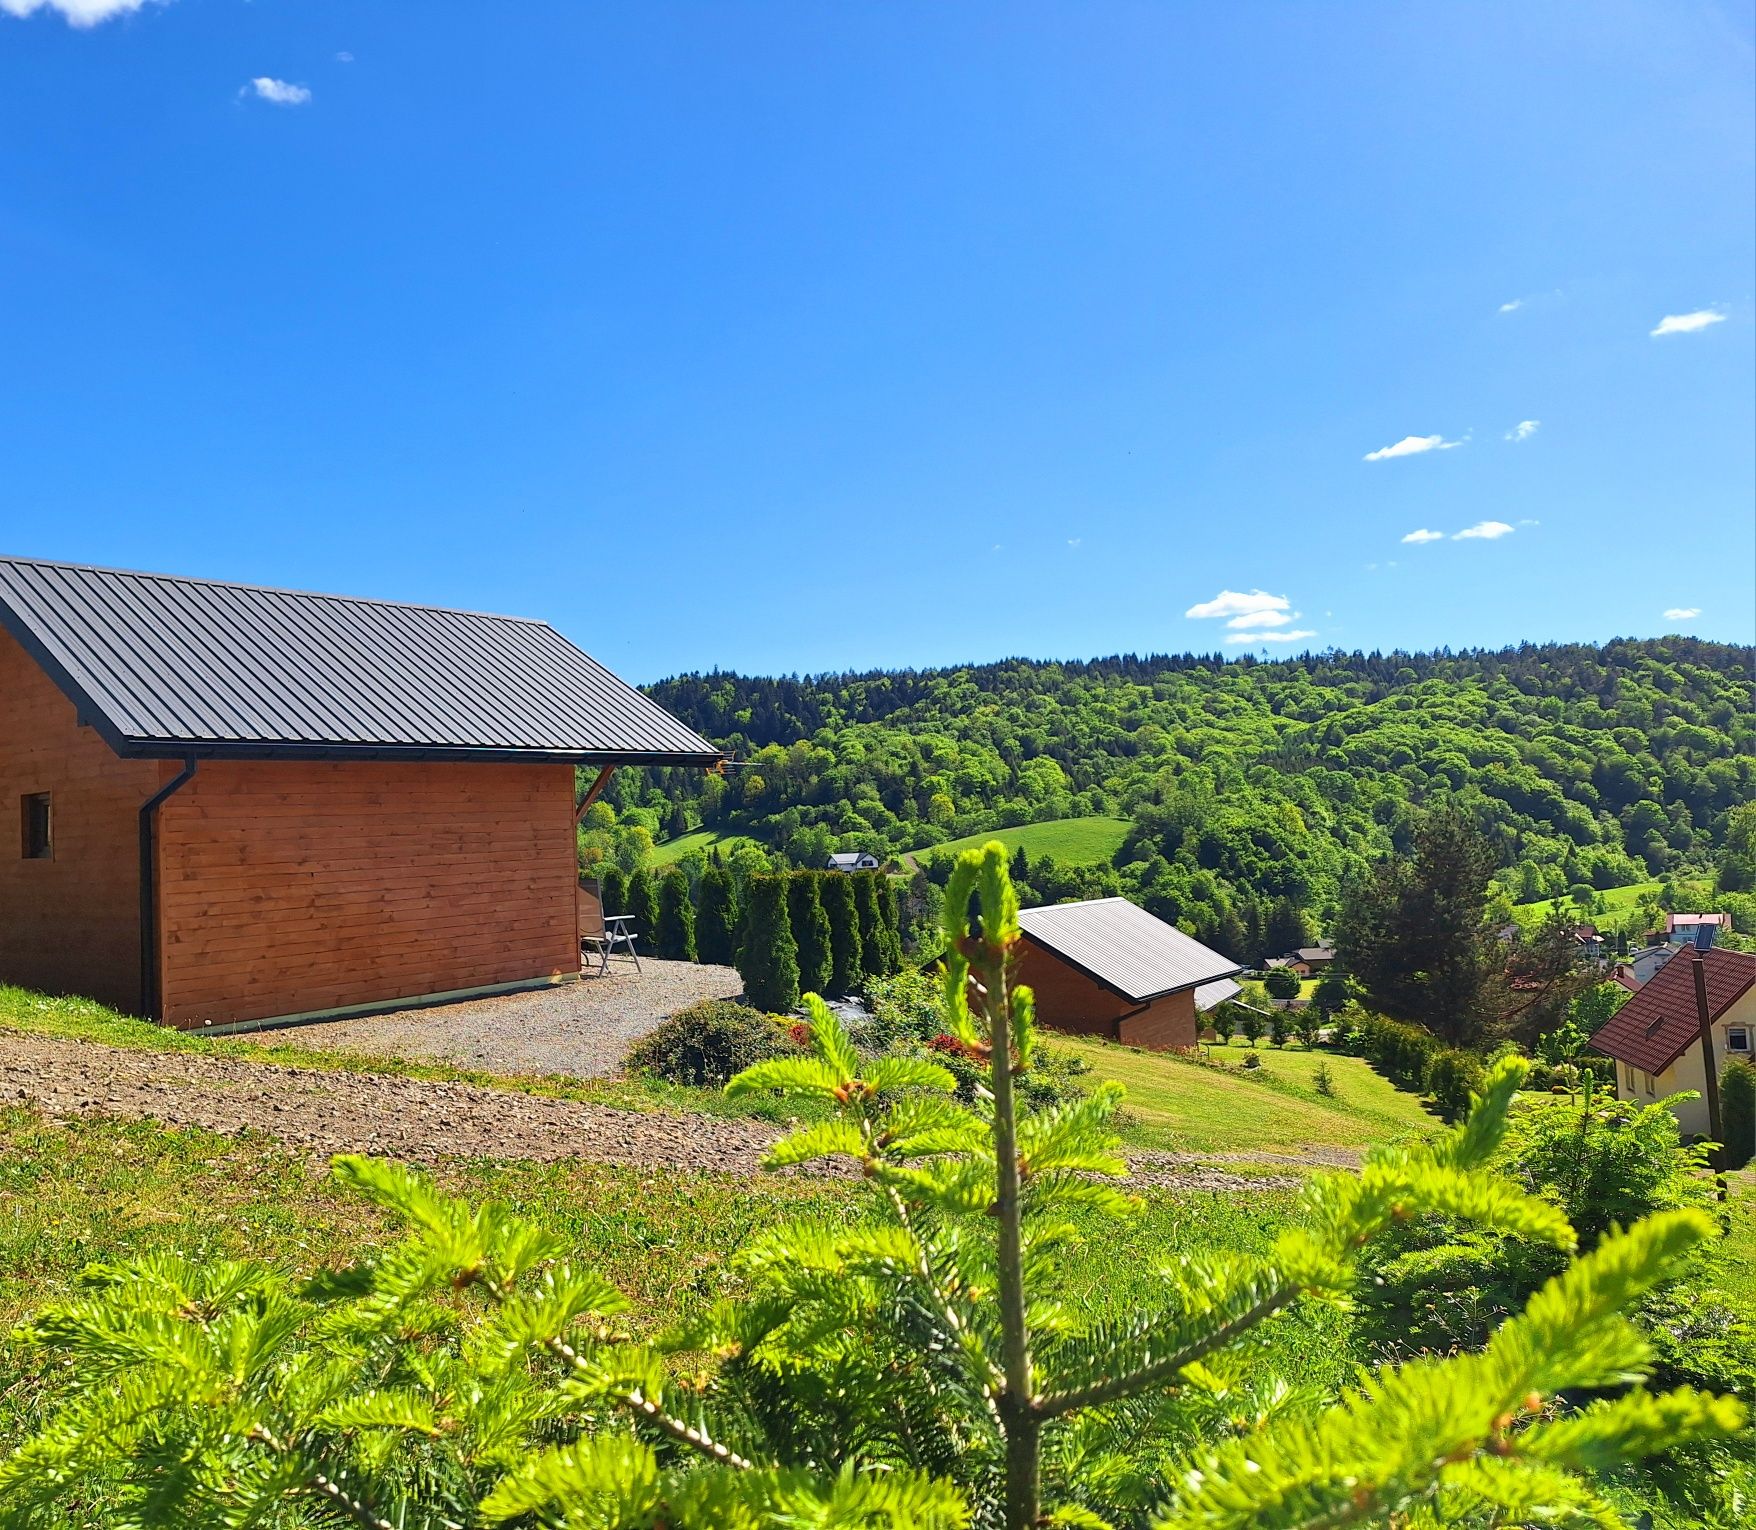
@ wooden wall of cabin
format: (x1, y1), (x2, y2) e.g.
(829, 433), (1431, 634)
(0, 627), (159, 1013)
(155, 758), (579, 1028)
(1011, 936), (1200, 1051)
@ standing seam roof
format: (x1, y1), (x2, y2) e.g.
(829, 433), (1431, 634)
(1017, 897), (1242, 1002)
(0, 556), (723, 763)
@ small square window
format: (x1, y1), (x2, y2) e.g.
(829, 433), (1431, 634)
(21, 793), (51, 860)
(1729, 1027), (1750, 1053)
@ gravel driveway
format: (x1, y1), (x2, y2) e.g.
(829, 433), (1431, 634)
(1, 1032), (795, 1175)
(227, 958), (743, 1079)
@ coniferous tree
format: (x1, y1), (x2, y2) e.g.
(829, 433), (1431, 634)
(876, 873), (904, 973)
(596, 863), (626, 918)
(822, 872), (863, 996)
(787, 872), (833, 998)
(1263, 897), (1314, 959)
(853, 872), (888, 982)
(623, 866), (660, 943)
(1336, 808), (1500, 1046)
(737, 873), (799, 1012)
(654, 868), (697, 962)
(695, 863), (740, 967)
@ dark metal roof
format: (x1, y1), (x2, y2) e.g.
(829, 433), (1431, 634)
(1017, 897), (1242, 1003)
(0, 556), (723, 766)
(1589, 946), (1756, 1074)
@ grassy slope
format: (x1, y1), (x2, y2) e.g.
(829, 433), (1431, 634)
(649, 828), (759, 866)
(913, 815), (1131, 868)
(1059, 1036), (1435, 1155)
(1510, 879), (1663, 932)
(0, 1110), (1341, 1442)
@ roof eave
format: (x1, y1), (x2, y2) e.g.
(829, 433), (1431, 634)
(109, 738), (729, 768)
(1020, 930), (1243, 1004)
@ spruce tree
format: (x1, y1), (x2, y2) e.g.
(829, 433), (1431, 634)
(822, 871), (863, 996)
(852, 872), (887, 982)
(654, 868), (697, 962)
(596, 863), (626, 917)
(623, 866), (660, 943)
(737, 873), (799, 1012)
(787, 872), (833, 999)
(695, 863), (740, 967)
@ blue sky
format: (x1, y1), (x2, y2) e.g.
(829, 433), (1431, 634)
(1, 1), (1750, 681)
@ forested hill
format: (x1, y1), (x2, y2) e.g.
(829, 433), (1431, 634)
(619, 638), (1754, 945)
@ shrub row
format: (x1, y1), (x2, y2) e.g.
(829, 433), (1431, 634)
(1723, 1060), (1756, 1171)
(1354, 1012), (1483, 1122)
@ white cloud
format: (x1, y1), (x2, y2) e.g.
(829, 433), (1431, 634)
(248, 77), (312, 105)
(1518, 517), (1540, 526)
(0, 0), (155, 23)
(1401, 528), (1445, 544)
(1185, 588), (1290, 621)
(1498, 298), (1523, 314)
(1506, 419), (1540, 442)
(1364, 433), (1464, 462)
(1066, 537), (1082, 548)
(1663, 607), (1700, 622)
(336, 50), (354, 62)
(1651, 309), (1725, 337)
(1226, 629), (1317, 646)
(1226, 609), (1297, 629)
(1454, 520), (1515, 540)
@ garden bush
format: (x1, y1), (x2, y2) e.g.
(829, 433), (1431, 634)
(1721, 1059), (1755, 1170)
(624, 999), (790, 1087)
(1424, 1046), (1485, 1123)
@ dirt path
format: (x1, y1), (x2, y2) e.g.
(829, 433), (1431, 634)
(1, 1031), (1349, 1192)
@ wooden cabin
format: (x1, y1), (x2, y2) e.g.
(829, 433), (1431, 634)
(0, 556), (721, 1030)
(1013, 897), (1242, 1051)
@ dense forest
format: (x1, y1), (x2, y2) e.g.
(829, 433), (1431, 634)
(589, 638), (1753, 953)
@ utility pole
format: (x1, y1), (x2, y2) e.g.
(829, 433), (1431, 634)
(1690, 939), (1723, 1155)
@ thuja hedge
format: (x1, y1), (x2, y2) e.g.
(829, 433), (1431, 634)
(1354, 1011), (1484, 1122)
(737, 871), (902, 1007)
(1723, 1059), (1756, 1170)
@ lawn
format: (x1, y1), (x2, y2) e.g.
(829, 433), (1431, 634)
(0, 1110), (1342, 1446)
(1058, 1035), (1436, 1156)
(649, 827), (760, 866)
(1510, 879), (1663, 932)
(912, 814), (1131, 868)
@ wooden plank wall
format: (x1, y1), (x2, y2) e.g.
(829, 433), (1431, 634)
(157, 759), (579, 1028)
(0, 627), (159, 1013)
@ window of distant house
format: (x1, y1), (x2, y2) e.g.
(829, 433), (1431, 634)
(1730, 1027), (1751, 1053)
(1643, 1071), (1655, 1096)
(21, 793), (51, 860)
(1624, 1063), (1636, 1091)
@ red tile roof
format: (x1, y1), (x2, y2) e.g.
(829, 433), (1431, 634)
(1589, 947), (1756, 1074)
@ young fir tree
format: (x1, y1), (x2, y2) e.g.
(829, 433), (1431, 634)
(786, 872), (832, 999)
(623, 866), (660, 944)
(654, 867), (697, 962)
(736, 873), (799, 1013)
(694, 863), (740, 967)
(6, 844), (1740, 1528)
(597, 863), (627, 917)
(852, 872), (888, 982)
(821, 870), (863, 996)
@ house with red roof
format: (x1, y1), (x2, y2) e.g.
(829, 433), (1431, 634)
(1588, 946), (1756, 1137)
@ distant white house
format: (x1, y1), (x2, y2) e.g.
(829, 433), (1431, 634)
(826, 851), (882, 873)
(1666, 913), (1733, 944)
(1612, 944), (1676, 992)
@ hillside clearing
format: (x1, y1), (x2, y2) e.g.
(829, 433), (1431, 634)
(649, 828), (759, 866)
(1510, 879), (1663, 931)
(913, 815), (1131, 868)
(1059, 1036), (1434, 1155)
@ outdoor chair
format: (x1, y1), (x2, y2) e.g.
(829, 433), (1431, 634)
(580, 876), (641, 975)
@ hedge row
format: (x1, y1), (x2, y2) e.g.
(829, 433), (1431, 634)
(1354, 1012), (1483, 1122)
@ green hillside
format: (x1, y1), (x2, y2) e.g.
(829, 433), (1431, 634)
(649, 828), (759, 867)
(911, 815), (1129, 868)
(613, 639), (1752, 950)
(1510, 879), (1665, 933)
